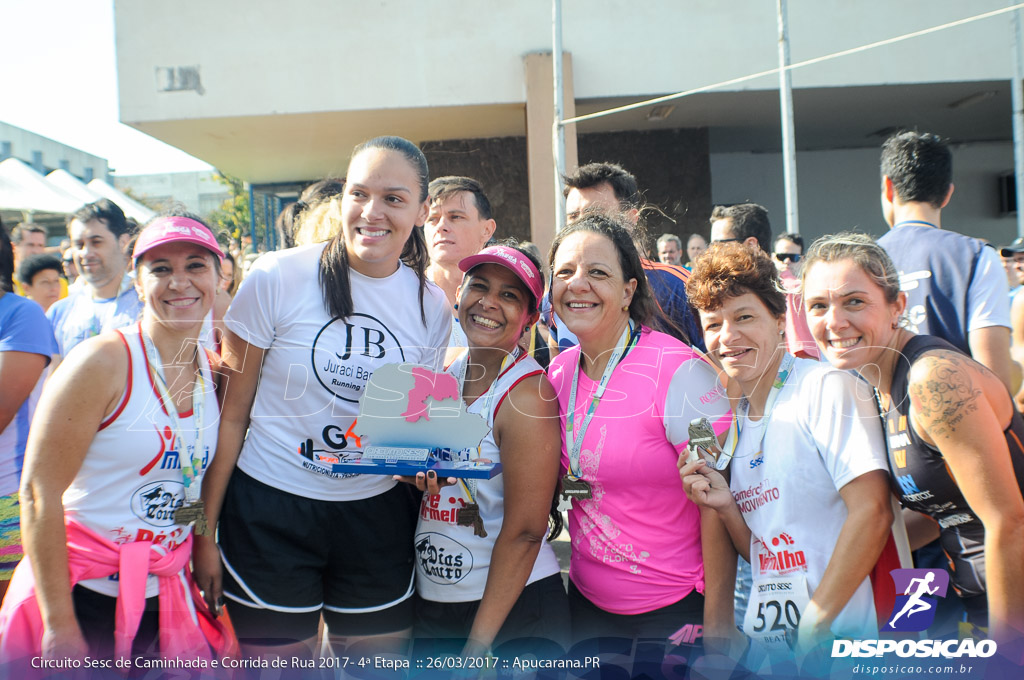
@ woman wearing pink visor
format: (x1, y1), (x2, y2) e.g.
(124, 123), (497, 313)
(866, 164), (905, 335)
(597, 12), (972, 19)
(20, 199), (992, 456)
(410, 243), (568, 659)
(546, 213), (732, 656)
(0, 212), (234, 667)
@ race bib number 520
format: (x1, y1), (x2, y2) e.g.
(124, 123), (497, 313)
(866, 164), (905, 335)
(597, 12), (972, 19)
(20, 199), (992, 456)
(743, 573), (810, 652)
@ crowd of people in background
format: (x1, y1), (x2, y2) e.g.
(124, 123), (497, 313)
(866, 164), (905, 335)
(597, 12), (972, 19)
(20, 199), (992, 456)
(0, 129), (1022, 677)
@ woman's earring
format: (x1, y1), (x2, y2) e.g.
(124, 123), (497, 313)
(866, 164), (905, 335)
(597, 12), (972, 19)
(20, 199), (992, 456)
(454, 303), (459, 310)
(622, 304), (629, 312)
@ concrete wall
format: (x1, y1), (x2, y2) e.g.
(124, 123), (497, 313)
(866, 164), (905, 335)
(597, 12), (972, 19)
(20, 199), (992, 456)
(421, 137), (532, 244)
(577, 128), (711, 246)
(420, 127), (711, 250)
(0, 122), (109, 181)
(115, 0), (1013, 124)
(710, 141), (1017, 246)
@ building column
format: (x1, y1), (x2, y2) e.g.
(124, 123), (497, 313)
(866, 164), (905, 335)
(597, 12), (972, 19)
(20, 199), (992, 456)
(524, 51), (577, 258)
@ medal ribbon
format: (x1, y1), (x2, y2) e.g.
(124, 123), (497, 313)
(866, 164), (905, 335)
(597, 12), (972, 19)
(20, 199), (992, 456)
(724, 353), (797, 567)
(566, 321), (639, 477)
(720, 353), (795, 470)
(140, 325), (207, 506)
(454, 348), (525, 504)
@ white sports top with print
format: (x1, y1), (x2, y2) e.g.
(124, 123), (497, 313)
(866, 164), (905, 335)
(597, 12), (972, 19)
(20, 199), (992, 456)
(728, 359), (888, 639)
(415, 351), (561, 602)
(225, 244), (451, 502)
(63, 322), (220, 598)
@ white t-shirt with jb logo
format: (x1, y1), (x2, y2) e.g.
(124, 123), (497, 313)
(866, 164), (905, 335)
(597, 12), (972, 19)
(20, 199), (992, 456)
(225, 243), (451, 502)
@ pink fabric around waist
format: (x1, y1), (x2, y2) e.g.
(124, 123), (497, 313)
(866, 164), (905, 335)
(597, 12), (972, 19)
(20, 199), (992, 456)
(0, 518), (212, 664)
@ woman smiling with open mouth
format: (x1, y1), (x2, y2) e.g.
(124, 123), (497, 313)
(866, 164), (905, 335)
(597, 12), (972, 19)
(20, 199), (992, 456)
(801, 232), (1024, 645)
(680, 241), (893, 662)
(410, 243), (567, 659)
(547, 212), (731, 659)
(194, 137), (451, 661)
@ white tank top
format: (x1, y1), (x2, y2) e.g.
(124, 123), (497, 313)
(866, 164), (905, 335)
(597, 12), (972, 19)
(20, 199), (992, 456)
(198, 309), (217, 353)
(63, 322), (220, 597)
(415, 352), (561, 602)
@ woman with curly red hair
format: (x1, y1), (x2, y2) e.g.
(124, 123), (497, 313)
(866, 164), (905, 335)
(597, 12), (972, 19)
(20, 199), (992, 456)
(680, 242), (893, 658)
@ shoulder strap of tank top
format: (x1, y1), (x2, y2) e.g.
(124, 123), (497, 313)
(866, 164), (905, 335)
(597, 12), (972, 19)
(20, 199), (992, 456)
(891, 335), (962, 415)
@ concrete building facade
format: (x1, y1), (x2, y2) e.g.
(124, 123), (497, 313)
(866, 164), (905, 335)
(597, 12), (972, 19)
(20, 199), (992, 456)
(113, 170), (231, 219)
(0, 122), (109, 184)
(112, 0), (1022, 253)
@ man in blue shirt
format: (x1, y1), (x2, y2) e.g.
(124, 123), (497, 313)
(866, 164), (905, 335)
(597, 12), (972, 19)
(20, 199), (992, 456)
(46, 199), (141, 361)
(0, 220), (56, 601)
(876, 132), (1013, 392)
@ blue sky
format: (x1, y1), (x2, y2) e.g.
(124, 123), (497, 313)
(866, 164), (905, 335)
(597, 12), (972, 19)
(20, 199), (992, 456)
(0, 0), (212, 176)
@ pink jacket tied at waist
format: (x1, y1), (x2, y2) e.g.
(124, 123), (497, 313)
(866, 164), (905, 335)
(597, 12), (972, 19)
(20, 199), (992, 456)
(0, 519), (213, 664)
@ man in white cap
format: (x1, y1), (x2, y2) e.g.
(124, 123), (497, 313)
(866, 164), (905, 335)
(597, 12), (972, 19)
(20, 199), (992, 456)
(1001, 237), (1024, 303)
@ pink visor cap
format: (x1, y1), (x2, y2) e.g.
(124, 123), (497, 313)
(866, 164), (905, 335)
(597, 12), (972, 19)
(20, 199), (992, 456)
(133, 216), (225, 263)
(458, 246), (544, 311)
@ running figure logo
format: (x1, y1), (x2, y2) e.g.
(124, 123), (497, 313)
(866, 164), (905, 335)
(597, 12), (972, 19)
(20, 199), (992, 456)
(882, 568), (950, 632)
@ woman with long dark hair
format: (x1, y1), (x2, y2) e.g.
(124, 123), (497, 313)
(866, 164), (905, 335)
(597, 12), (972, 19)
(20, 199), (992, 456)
(194, 137), (450, 659)
(546, 213), (731, 655)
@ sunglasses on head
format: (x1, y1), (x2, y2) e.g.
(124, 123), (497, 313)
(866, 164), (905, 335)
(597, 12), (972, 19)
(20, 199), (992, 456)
(774, 252), (801, 263)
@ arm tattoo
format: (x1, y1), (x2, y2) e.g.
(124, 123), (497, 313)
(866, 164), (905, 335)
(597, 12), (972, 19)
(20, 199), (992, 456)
(909, 352), (982, 437)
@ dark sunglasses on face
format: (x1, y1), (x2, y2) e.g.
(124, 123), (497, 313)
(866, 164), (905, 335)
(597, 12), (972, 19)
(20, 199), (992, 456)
(712, 238), (741, 244)
(774, 252), (801, 263)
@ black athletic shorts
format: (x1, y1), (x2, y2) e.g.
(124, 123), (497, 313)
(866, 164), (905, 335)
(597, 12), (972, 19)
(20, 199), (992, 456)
(413, 572), (570, 656)
(219, 469), (419, 639)
(72, 585), (160, 660)
(567, 579), (704, 645)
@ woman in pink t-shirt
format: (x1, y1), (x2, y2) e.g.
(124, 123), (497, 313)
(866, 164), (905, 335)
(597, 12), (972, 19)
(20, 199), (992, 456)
(546, 213), (731, 651)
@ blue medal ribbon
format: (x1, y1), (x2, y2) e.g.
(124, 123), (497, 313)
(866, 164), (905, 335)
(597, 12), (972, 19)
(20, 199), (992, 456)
(140, 326), (208, 506)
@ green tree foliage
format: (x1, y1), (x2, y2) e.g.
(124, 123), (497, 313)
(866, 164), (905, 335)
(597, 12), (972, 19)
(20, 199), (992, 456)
(207, 171), (255, 244)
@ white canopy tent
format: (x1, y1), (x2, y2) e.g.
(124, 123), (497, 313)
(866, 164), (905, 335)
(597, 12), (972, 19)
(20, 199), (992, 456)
(86, 179), (155, 223)
(0, 158), (82, 216)
(46, 168), (104, 206)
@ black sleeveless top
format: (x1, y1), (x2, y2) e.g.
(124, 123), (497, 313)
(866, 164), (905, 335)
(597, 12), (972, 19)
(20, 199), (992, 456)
(882, 335), (1024, 598)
